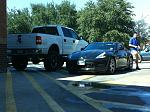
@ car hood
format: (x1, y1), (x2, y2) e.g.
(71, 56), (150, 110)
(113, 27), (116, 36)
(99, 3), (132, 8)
(69, 50), (113, 59)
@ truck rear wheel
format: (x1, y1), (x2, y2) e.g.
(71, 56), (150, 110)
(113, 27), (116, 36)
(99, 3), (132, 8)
(44, 51), (62, 71)
(11, 56), (28, 71)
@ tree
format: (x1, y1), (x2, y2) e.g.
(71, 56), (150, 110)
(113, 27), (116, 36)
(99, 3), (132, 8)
(8, 0), (78, 33)
(56, 0), (77, 29)
(103, 30), (130, 48)
(77, 0), (135, 42)
(134, 19), (148, 38)
(134, 19), (149, 46)
(31, 3), (57, 26)
(8, 8), (32, 33)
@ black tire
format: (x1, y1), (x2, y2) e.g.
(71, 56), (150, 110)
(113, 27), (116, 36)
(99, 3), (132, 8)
(31, 58), (40, 64)
(44, 51), (62, 71)
(127, 56), (133, 70)
(107, 58), (116, 74)
(138, 54), (142, 63)
(66, 61), (78, 74)
(11, 56), (28, 71)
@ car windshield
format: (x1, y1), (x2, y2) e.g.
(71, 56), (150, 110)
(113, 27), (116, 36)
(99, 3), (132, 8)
(84, 42), (115, 50)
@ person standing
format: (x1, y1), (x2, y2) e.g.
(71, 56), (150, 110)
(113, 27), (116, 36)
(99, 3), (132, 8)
(129, 33), (141, 70)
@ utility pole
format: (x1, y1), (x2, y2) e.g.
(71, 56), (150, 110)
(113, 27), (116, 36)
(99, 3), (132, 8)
(0, 0), (7, 73)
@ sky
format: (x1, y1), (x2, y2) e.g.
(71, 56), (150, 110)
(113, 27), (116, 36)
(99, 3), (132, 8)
(7, 0), (150, 25)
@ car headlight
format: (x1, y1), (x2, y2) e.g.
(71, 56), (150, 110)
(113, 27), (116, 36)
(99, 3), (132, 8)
(96, 52), (106, 59)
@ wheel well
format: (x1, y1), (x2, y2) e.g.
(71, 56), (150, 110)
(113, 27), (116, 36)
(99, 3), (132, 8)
(48, 44), (59, 54)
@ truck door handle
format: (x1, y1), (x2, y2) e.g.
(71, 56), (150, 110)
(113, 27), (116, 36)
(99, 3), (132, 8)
(64, 39), (66, 42)
(73, 40), (75, 43)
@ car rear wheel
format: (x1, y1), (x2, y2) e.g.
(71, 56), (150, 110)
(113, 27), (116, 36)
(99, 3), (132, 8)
(107, 58), (116, 74)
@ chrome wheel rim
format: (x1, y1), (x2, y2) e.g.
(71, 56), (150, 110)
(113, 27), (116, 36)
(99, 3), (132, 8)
(109, 59), (115, 73)
(129, 57), (133, 69)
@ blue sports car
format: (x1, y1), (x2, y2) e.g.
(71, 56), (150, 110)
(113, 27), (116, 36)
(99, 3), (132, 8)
(66, 42), (133, 74)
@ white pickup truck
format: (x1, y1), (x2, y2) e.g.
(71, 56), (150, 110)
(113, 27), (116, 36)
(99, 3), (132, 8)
(7, 25), (88, 71)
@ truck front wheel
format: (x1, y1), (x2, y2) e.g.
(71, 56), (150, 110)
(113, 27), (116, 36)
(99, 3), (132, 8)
(44, 51), (62, 71)
(11, 56), (28, 71)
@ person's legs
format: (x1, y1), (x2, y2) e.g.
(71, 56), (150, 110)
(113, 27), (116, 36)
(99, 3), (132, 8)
(135, 52), (140, 69)
(131, 50), (141, 70)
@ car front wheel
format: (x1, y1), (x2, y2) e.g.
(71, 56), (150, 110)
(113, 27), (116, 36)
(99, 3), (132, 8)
(107, 58), (116, 74)
(66, 61), (78, 74)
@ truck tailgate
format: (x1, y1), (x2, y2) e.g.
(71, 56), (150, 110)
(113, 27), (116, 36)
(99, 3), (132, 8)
(7, 34), (37, 49)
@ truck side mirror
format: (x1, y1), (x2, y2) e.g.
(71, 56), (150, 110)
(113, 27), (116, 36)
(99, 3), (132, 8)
(119, 45), (124, 50)
(80, 37), (83, 40)
(81, 48), (84, 51)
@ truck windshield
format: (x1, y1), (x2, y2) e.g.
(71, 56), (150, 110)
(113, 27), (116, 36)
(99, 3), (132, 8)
(32, 27), (59, 36)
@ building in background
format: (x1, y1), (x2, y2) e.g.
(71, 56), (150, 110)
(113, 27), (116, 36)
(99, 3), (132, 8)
(0, 0), (7, 73)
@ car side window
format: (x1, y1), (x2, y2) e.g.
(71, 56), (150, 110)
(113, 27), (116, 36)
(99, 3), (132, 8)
(62, 27), (72, 37)
(148, 46), (150, 51)
(146, 46), (150, 52)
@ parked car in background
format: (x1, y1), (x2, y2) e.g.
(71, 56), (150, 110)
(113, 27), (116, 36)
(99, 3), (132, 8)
(67, 42), (133, 74)
(139, 45), (150, 62)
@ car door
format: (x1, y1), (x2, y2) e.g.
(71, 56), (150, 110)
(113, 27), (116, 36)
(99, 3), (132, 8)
(142, 46), (150, 60)
(116, 44), (128, 67)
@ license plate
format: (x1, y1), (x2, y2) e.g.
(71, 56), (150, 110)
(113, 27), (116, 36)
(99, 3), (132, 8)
(77, 60), (85, 65)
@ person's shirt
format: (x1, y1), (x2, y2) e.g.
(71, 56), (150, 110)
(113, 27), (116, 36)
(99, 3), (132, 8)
(129, 37), (140, 51)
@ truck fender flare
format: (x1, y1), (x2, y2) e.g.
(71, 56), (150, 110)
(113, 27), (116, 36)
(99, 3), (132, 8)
(48, 44), (60, 54)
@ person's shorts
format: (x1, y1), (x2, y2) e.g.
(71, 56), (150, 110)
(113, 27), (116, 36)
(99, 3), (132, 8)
(130, 49), (138, 55)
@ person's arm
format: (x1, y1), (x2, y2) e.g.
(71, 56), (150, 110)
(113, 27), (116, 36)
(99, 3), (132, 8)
(129, 43), (139, 48)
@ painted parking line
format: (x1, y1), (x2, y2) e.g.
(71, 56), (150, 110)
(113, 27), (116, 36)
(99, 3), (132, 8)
(40, 72), (113, 112)
(6, 71), (17, 112)
(22, 72), (65, 112)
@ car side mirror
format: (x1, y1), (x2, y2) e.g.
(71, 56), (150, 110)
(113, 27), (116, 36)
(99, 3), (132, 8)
(119, 46), (124, 50)
(81, 48), (84, 51)
(145, 48), (149, 52)
(80, 36), (83, 40)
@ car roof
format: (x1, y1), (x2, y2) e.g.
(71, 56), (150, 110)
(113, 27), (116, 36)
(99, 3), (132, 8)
(90, 42), (119, 44)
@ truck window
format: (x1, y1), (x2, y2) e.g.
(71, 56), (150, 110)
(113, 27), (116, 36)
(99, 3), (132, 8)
(62, 27), (72, 37)
(32, 27), (59, 36)
(69, 30), (80, 40)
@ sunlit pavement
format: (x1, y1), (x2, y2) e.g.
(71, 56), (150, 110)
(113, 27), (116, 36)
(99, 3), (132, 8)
(59, 61), (150, 87)
(1, 61), (150, 112)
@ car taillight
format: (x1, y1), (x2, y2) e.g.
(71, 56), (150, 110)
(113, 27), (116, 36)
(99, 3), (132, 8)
(36, 36), (42, 44)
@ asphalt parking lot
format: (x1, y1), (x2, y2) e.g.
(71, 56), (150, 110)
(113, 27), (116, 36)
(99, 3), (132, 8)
(0, 61), (150, 112)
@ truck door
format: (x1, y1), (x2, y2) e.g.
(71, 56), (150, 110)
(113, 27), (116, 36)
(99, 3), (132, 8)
(61, 27), (74, 54)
